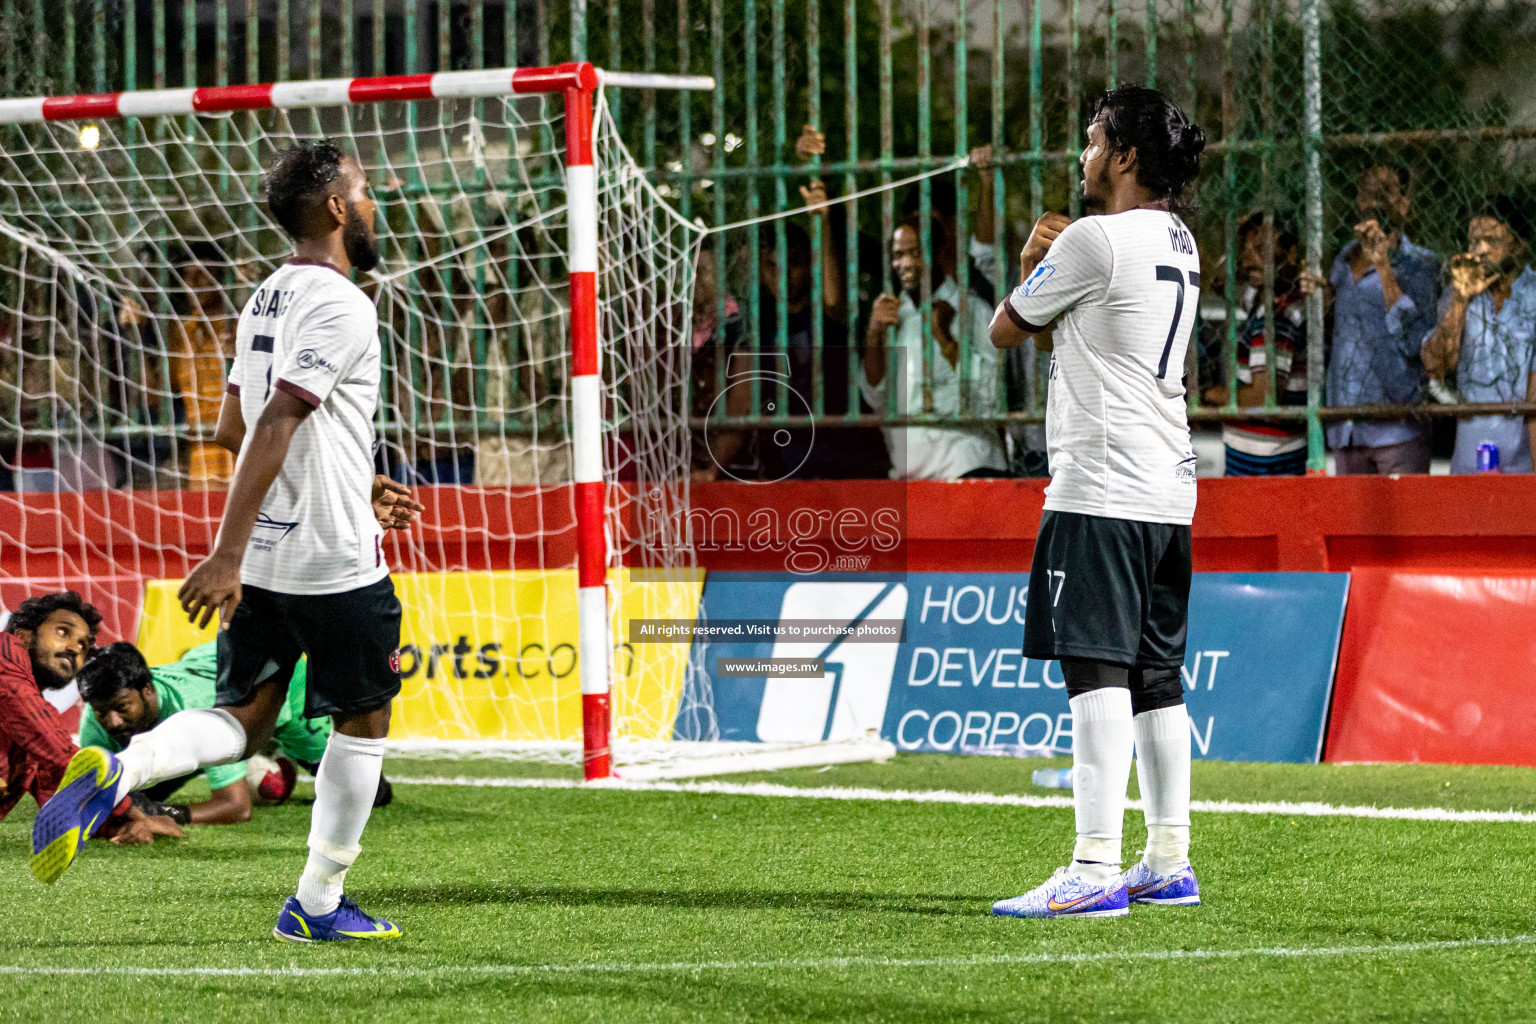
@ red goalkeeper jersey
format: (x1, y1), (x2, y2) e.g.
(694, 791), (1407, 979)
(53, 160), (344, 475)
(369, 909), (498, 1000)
(0, 631), (76, 820)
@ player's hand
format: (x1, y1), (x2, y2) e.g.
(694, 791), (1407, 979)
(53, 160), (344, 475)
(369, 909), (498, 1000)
(372, 474), (425, 531)
(932, 300), (960, 368)
(969, 144), (994, 172)
(1021, 212), (1072, 268)
(1448, 253), (1499, 302)
(799, 179), (831, 218)
(109, 807), (184, 846)
(179, 551), (243, 631)
(866, 293), (902, 343)
(1354, 218), (1393, 267)
(795, 124), (826, 160)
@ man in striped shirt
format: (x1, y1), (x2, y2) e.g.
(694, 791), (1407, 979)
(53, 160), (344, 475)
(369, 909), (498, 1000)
(1204, 214), (1310, 476)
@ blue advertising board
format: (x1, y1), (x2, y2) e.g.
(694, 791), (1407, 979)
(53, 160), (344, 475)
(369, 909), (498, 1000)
(679, 572), (1349, 763)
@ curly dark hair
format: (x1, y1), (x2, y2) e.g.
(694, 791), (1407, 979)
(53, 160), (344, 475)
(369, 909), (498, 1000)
(1092, 85), (1207, 220)
(4, 590), (102, 644)
(76, 641), (153, 704)
(264, 140), (346, 240)
(1475, 194), (1535, 246)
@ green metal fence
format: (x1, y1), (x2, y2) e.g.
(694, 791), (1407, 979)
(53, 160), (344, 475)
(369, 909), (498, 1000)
(3, 0), (1535, 476)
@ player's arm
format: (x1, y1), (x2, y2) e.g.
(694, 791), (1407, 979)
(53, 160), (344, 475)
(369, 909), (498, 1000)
(182, 295), (374, 628)
(992, 214), (1108, 354)
(989, 213), (1074, 350)
(182, 776), (254, 825)
(180, 389), (314, 629)
(213, 388), (246, 454)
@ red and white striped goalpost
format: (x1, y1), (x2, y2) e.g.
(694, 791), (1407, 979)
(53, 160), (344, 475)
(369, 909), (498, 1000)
(0, 62), (713, 782)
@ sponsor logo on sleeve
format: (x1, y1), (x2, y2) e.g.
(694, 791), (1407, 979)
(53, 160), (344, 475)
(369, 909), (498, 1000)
(295, 349), (339, 374)
(1020, 260), (1055, 296)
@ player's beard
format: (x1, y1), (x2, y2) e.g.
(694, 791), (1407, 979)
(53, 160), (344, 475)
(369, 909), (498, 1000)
(28, 650), (73, 691)
(343, 202), (381, 273)
(1080, 160), (1111, 214)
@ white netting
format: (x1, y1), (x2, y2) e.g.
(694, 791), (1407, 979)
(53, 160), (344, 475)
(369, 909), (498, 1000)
(0, 86), (716, 759)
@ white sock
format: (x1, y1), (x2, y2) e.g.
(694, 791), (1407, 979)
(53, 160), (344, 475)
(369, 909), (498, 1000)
(296, 732), (385, 917)
(1067, 687), (1134, 885)
(113, 708), (247, 802)
(1134, 703), (1193, 875)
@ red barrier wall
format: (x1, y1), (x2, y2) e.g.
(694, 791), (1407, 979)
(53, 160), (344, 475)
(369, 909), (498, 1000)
(3, 475), (1533, 576)
(1326, 568), (1536, 767)
(688, 475), (1536, 573)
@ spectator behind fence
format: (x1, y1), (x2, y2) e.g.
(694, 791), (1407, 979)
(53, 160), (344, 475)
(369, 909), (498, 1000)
(861, 214), (1007, 479)
(1421, 196), (1536, 474)
(755, 143), (889, 480)
(1203, 213), (1309, 476)
(908, 145), (1049, 476)
(1325, 164), (1441, 474)
(899, 146), (1000, 304)
(167, 242), (235, 490)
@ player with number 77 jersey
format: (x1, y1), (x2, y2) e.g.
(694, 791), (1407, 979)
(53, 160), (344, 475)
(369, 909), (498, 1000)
(985, 85), (1206, 920)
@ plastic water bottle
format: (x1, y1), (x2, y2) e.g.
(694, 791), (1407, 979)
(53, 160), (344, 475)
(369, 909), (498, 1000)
(1477, 442), (1500, 473)
(1032, 767), (1073, 789)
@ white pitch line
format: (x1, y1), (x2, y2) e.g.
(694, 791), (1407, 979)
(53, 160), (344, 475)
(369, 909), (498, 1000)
(0, 934), (1531, 980)
(387, 775), (1536, 824)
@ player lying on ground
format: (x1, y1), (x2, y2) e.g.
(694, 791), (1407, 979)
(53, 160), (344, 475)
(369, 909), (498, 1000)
(0, 592), (181, 846)
(32, 141), (422, 946)
(77, 640), (394, 826)
(987, 85), (1205, 919)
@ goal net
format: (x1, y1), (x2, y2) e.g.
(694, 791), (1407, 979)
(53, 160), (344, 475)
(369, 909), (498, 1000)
(0, 66), (830, 779)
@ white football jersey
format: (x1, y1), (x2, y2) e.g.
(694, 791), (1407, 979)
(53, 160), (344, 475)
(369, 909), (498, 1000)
(1005, 209), (1201, 525)
(227, 260), (387, 594)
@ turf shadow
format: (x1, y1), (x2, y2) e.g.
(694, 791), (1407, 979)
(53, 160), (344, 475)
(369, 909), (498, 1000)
(368, 882), (980, 917)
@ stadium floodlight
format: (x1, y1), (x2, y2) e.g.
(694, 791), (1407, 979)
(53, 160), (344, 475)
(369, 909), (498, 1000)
(0, 63), (895, 783)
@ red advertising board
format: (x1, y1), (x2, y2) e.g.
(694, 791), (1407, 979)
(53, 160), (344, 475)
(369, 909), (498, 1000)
(1325, 569), (1536, 767)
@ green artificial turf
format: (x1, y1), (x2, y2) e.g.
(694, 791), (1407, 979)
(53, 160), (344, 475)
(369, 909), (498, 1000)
(2, 754), (1534, 1023)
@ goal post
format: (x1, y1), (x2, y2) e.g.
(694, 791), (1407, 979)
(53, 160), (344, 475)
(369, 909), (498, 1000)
(0, 63), (722, 781)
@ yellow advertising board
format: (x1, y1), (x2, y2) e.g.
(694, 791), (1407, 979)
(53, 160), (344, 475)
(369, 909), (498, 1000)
(135, 569), (703, 743)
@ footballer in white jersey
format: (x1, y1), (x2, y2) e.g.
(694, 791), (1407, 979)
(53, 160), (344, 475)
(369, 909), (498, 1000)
(986, 87), (1208, 921)
(37, 142), (424, 938)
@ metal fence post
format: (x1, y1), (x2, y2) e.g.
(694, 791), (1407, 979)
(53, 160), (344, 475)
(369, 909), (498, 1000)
(1303, 0), (1325, 473)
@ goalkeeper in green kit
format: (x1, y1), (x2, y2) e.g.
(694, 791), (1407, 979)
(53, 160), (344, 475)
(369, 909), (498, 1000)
(76, 642), (391, 826)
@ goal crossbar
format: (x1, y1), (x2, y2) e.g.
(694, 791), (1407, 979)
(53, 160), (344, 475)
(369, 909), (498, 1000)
(0, 64), (713, 124)
(0, 62), (711, 782)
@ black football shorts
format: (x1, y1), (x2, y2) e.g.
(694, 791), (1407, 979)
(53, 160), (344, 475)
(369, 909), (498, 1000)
(1022, 509), (1192, 669)
(216, 575), (403, 718)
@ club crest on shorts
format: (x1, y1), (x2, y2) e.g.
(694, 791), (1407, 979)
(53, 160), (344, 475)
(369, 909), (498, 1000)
(389, 649), (402, 674)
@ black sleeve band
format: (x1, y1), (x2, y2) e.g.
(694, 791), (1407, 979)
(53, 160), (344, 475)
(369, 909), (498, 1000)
(1003, 298), (1050, 334)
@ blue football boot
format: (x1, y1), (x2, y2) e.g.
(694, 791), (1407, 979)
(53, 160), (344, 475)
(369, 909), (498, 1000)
(31, 747), (124, 884)
(1123, 861), (1201, 906)
(273, 895), (402, 942)
(991, 867), (1130, 919)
